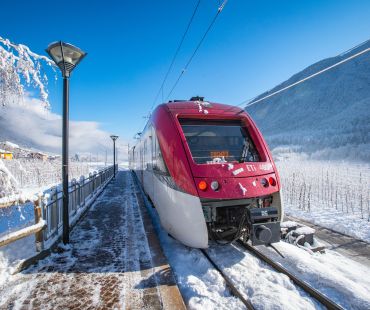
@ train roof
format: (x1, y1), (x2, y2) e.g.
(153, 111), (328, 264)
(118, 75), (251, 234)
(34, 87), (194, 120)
(162, 100), (244, 115)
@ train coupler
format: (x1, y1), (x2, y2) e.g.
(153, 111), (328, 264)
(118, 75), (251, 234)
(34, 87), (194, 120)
(281, 221), (325, 253)
(247, 207), (281, 246)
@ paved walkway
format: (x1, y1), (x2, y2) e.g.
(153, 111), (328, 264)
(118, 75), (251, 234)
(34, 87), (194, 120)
(0, 171), (185, 310)
(286, 215), (370, 268)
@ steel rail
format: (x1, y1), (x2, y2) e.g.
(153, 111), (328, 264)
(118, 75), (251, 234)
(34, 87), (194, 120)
(236, 240), (344, 310)
(201, 249), (255, 310)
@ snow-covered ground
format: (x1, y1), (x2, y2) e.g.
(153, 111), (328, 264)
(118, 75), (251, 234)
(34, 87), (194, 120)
(275, 156), (370, 242)
(140, 183), (369, 309)
(86, 161), (109, 173)
(256, 241), (370, 309)
(0, 235), (36, 288)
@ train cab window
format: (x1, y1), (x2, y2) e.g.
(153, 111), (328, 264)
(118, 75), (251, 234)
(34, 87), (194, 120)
(179, 119), (260, 164)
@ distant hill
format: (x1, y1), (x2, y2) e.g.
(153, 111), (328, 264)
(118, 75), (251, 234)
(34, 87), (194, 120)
(246, 41), (370, 162)
(0, 141), (56, 160)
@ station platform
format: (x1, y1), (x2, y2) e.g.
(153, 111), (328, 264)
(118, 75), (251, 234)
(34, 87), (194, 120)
(0, 171), (186, 309)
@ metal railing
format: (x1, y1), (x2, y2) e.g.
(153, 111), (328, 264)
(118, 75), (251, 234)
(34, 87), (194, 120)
(0, 165), (116, 251)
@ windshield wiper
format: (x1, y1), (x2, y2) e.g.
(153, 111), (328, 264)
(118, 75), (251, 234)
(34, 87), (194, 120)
(239, 141), (250, 163)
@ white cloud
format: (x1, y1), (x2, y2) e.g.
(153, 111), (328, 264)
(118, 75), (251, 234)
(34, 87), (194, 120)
(0, 96), (128, 160)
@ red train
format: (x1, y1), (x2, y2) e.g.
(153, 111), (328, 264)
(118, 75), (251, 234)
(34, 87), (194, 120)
(130, 97), (283, 248)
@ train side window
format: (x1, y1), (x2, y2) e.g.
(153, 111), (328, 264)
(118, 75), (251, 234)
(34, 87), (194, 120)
(144, 140), (150, 170)
(152, 127), (156, 161)
(153, 136), (169, 175)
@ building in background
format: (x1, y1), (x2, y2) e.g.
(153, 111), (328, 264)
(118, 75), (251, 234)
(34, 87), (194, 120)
(0, 149), (13, 160)
(29, 152), (48, 161)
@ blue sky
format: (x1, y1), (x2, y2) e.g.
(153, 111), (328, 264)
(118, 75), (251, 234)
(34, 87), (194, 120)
(2, 0), (370, 144)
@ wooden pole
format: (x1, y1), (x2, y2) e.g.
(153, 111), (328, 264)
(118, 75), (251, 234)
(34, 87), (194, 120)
(34, 196), (44, 252)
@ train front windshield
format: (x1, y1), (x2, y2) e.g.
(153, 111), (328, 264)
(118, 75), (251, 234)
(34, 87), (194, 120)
(180, 119), (260, 164)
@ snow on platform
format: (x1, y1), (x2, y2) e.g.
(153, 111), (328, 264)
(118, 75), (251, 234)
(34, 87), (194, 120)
(0, 171), (185, 309)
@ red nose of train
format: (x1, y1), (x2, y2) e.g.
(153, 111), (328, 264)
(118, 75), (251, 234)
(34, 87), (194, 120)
(193, 166), (279, 199)
(176, 108), (280, 199)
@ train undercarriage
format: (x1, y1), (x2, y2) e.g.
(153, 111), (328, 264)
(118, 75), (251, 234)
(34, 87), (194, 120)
(201, 196), (281, 245)
(201, 195), (323, 252)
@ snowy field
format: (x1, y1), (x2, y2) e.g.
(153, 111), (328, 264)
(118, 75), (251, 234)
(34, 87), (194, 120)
(141, 183), (370, 309)
(0, 159), (114, 213)
(275, 156), (370, 242)
(0, 158), (92, 199)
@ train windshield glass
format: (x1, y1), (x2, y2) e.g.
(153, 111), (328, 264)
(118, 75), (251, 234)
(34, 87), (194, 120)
(179, 119), (260, 164)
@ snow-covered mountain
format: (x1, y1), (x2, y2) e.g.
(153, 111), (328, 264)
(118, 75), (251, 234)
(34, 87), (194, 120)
(246, 40), (370, 162)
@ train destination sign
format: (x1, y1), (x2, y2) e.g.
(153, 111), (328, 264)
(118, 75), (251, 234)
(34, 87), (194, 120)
(210, 151), (229, 158)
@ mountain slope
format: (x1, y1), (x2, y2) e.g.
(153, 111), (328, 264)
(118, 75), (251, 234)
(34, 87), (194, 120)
(246, 41), (370, 162)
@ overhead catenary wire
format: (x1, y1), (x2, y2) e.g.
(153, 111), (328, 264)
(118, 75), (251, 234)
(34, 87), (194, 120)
(165, 0), (228, 101)
(239, 46), (370, 109)
(149, 0), (201, 114)
(339, 38), (370, 56)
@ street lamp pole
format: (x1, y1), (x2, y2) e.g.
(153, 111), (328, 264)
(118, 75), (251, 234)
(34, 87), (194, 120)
(46, 41), (86, 244)
(62, 76), (69, 244)
(110, 135), (119, 178)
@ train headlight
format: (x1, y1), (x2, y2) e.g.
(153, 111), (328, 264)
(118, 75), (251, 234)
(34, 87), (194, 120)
(261, 178), (269, 187)
(211, 180), (219, 191)
(198, 180), (208, 191)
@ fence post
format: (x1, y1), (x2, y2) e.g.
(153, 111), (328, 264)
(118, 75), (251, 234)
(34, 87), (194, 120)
(34, 195), (44, 252)
(71, 179), (76, 213)
(89, 173), (92, 195)
(77, 180), (81, 207)
(80, 175), (85, 206)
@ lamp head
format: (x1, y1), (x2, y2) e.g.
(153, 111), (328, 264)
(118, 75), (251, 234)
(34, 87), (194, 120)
(46, 41), (87, 77)
(134, 132), (142, 140)
(110, 135), (119, 141)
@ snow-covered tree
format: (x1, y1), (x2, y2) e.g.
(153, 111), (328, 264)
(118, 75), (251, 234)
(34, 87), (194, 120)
(0, 36), (55, 108)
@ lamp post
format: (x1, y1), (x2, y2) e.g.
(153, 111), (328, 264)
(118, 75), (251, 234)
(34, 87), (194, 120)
(46, 41), (86, 244)
(110, 135), (119, 178)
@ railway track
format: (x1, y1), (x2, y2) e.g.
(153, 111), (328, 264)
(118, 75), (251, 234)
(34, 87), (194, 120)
(201, 241), (344, 310)
(201, 249), (255, 310)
